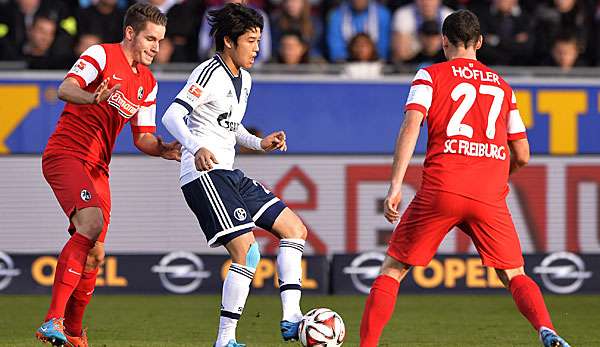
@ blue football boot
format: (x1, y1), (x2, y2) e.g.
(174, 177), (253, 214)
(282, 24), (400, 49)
(280, 320), (301, 341)
(213, 339), (246, 347)
(35, 318), (69, 346)
(540, 327), (571, 347)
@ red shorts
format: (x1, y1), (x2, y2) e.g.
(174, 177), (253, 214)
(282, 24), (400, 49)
(388, 189), (524, 269)
(42, 155), (111, 242)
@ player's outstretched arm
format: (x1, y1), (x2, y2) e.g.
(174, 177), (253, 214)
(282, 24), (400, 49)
(508, 138), (530, 175)
(58, 77), (120, 105)
(260, 131), (287, 152)
(133, 133), (181, 161)
(384, 109), (424, 223)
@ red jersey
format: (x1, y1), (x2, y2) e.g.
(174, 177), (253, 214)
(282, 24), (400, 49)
(44, 43), (158, 173)
(405, 58), (527, 204)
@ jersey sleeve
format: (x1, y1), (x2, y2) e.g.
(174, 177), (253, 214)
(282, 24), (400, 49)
(507, 90), (527, 140)
(130, 80), (157, 133)
(65, 44), (106, 88)
(172, 64), (215, 114)
(405, 68), (433, 118)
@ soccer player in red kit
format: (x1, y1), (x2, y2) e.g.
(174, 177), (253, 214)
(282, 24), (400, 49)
(359, 10), (571, 347)
(35, 4), (180, 346)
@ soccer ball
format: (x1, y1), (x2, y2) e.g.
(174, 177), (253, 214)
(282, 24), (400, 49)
(298, 308), (345, 347)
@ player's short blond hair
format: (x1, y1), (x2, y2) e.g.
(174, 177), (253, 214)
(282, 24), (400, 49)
(123, 3), (167, 34)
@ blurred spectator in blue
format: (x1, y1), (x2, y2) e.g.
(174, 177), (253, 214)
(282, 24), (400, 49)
(407, 19), (444, 67)
(343, 32), (383, 77)
(198, 0), (272, 63)
(533, 0), (592, 66)
(272, 30), (310, 64)
(543, 30), (585, 71)
(77, 0), (124, 43)
(79, 0), (128, 9)
(326, 0), (390, 62)
(475, 0), (534, 66)
(22, 13), (74, 69)
(391, 0), (452, 63)
(272, 0), (323, 59)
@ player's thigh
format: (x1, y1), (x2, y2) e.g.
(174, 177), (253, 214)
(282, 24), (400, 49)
(388, 190), (463, 267)
(43, 156), (104, 236)
(181, 171), (254, 248)
(90, 167), (111, 243)
(463, 201), (524, 270)
(237, 172), (288, 233)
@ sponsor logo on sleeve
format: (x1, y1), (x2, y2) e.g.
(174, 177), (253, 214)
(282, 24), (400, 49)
(188, 84), (202, 98)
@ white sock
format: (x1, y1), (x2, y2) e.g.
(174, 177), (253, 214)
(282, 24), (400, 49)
(278, 238), (305, 322)
(216, 263), (255, 347)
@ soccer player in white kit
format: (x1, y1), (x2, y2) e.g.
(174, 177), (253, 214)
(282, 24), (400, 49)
(161, 4), (307, 347)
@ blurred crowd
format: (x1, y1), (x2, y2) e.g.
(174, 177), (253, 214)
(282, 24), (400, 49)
(1, 0), (599, 72)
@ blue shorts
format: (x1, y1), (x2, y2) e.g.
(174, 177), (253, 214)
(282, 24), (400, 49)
(181, 169), (287, 247)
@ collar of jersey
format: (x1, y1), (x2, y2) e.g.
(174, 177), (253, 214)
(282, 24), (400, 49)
(214, 54), (239, 79)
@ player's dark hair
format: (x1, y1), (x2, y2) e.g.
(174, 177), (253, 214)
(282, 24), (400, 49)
(123, 3), (167, 34)
(208, 3), (264, 52)
(442, 10), (481, 49)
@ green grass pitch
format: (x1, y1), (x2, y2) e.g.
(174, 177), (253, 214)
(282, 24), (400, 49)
(1, 294), (598, 346)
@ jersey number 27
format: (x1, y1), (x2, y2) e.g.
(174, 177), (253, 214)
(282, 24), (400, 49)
(447, 82), (504, 140)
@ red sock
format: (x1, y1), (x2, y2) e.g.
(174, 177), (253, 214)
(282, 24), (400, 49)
(65, 268), (98, 336)
(359, 275), (400, 347)
(46, 232), (94, 321)
(509, 274), (554, 331)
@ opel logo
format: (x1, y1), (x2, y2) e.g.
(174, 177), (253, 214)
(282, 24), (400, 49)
(343, 252), (385, 294)
(533, 252), (592, 294)
(0, 251), (21, 291)
(151, 251), (211, 294)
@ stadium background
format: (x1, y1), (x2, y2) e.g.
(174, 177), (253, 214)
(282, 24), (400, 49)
(0, 0), (599, 345)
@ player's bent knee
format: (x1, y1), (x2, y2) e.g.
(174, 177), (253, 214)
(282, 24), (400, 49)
(293, 223), (308, 240)
(495, 267), (525, 288)
(246, 242), (261, 270)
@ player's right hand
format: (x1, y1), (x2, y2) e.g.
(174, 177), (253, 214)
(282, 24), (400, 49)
(93, 77), (120, 104)
(195, 147), (219, 171)
(384, 190), (402, 223)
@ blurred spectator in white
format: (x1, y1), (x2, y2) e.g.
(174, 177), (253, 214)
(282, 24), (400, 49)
(533, 0), (592, 66)
(273, 30), (310, 64)
(74, 32), (101, 56)
(77, 0), (124, 43)
(391, 0), (452, 63)
(272, 0), (323, 59)
(140, 0), (181, 14)
(198, 0), (271, 63)
(544, 31), (585, 71)
(343, 32), (383, 77)
(326, 0), (390, 62)
(407, 19), (444, 67)
(475, 0), (533, 66)
(22, 13), (74, 69)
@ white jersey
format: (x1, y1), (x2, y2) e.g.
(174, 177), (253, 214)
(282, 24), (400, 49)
(171, 54), (254, 185)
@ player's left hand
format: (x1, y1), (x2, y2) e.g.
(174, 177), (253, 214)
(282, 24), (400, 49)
(384, 189), (402, 223)
(158, 137), (182, 161)
(261, 131), (287, 152)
